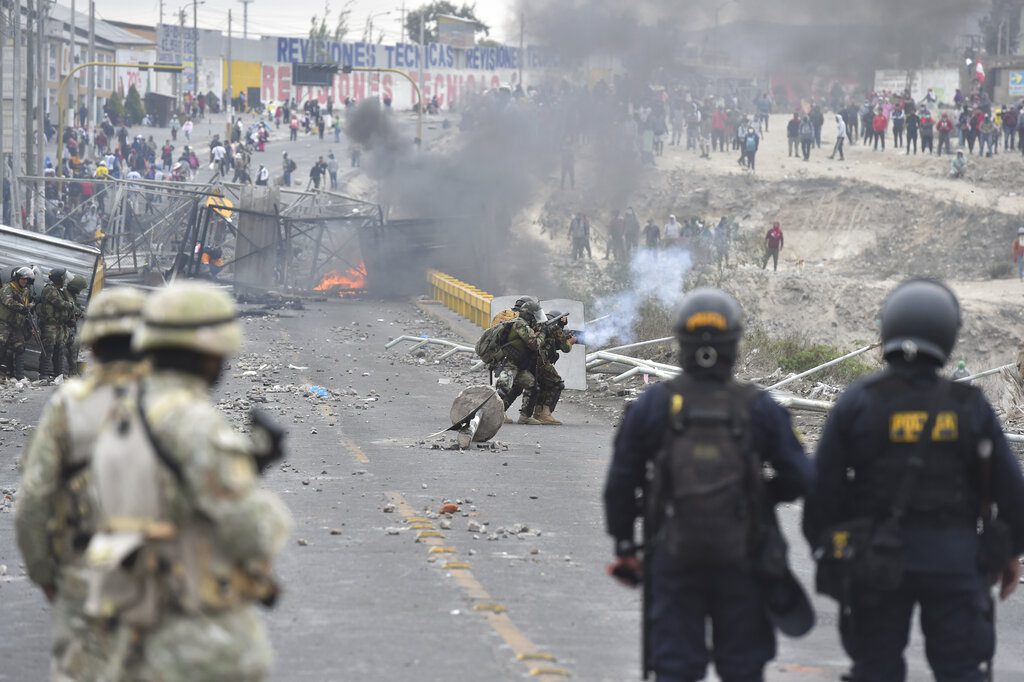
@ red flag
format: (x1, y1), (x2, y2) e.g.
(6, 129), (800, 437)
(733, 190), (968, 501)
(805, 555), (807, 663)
(976, 60), (986, 84)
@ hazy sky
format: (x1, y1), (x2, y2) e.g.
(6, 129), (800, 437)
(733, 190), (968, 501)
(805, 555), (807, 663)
(90, 0), (516, 43)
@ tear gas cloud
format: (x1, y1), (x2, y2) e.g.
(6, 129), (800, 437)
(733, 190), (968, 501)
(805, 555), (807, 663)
(586, 247), (693, 347)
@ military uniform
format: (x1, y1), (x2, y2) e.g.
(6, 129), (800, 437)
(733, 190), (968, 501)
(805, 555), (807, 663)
(80, 281), (291, 681)
(63, 279), (86, 376)
(37, 281), (77, 378)
(492, 317), (544, 421)
(16, 287), (149, 681)
(0, 278), (32, 377)
(116, 369), (292, 681)
(527, 322), (572, 424)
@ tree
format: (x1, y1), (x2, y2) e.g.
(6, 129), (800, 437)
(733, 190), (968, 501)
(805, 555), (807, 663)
(980, 0), (1024, 56)
(309, 1), (353, 62)
(104, 91), (125, 123)
(125, 85), (145, 125)
(406, 2), (488, 44)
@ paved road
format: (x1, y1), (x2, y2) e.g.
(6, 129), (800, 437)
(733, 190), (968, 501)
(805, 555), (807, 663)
(2, 296), (1024, 680)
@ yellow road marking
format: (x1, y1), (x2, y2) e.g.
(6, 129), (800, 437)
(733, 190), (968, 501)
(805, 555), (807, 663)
(387, 491), (572, 680)
(342, 435), (370, 464)
(428, 546), (456, 554)
(442, 561), (472, 570)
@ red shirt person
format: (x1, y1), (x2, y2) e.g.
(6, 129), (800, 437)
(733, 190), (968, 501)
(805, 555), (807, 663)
(763, 222), (784, 272)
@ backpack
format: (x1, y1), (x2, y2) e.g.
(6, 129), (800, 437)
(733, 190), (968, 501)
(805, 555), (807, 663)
(650, 378), (762, 568)
(475, 320), (514, 365)
(745, 135), (757, 152)
(288, 159), (297, 172)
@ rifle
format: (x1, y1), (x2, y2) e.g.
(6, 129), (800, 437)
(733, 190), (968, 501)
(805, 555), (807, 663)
(250, 408), (287, 473)
(26, 312), (44, 350)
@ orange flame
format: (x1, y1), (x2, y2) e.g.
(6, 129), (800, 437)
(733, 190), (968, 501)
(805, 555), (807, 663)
(314, 262), (367, 293)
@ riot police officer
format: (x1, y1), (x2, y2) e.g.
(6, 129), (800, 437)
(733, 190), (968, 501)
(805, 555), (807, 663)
(803, 278), (1024, 681)
(525, 310), (574, 425)
(604, 288), (812, 682)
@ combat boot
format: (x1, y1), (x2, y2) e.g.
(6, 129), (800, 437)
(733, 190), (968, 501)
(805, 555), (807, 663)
(517, 412), (543, 425)
(534, 406), (562, 425)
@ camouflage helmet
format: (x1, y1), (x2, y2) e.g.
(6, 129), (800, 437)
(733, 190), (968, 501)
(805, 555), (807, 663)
(80, 287), (147, 347)
(133, 281), (241, 356)
(67, 274), (88, 293)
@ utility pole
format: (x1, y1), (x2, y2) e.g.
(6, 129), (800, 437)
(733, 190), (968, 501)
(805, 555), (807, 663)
(237, 0), (251, 40)
(35, 0), (44, 232)
(192, 0), (197, 101)
(24, 0), (34, 226)
(178, 8), (184, 110)
(69, 0), (75, 118)
(87, 0), (94, 130)
(1, 1), (7, 226)
(417, 11), (423, 129)
(12, 0), (22, 227)
(227, 7), (232, 122)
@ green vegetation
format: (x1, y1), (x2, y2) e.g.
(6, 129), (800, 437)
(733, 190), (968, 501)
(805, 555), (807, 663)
(124, 86), (145, 125)
(743, 327), (877, 386)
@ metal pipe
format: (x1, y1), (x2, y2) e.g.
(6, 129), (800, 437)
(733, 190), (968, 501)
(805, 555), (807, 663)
(955, 363), (1014, 383)
(766, 343), (879, 391)
(590, 350), (681, 373)
(589, 336), (674, 358)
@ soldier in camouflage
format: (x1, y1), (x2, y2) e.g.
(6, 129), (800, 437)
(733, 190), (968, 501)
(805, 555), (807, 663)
(527, 310), (575, 425)
(493, 298), (546, 425)
(16, 286), (149, 681)
(85, 281), (291, 681)
(0, 266), (35, 379)
(63, 275), (88, 376)
(490, 295), (538, 328)
(36, 268), (78, 379)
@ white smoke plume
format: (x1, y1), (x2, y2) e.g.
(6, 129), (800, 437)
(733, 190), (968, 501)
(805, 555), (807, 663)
(586, 247), (692, 347)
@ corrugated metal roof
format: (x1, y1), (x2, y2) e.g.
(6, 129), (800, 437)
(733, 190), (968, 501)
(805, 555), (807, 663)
(47, 3), (153, 47)
(0, 225), (101, 297)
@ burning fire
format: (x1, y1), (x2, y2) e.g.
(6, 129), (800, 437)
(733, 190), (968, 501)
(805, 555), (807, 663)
(314, 262), (367, 293)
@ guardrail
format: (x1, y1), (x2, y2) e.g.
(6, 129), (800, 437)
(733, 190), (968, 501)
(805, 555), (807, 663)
(427, 270), (493, 328)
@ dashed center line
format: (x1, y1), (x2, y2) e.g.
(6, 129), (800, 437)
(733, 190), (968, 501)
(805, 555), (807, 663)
(387, 491), (573, 679)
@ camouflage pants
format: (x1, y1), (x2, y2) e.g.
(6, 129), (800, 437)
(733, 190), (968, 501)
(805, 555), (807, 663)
(493, 360), (536, 416)
(64, 331), (80, 376)
(0, 320), (27, 377)
(39, 323), (65, 378)
(132, 607), (273, 682)
(525, 362), (565, 414)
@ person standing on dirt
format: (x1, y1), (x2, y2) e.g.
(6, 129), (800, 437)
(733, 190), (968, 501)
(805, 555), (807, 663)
(905, 108), (920, 155)
(715, 217), (731, 269)
(936, 114), (954, 156)
(605, 210), (627, 261)
(763, 222), (784, 272)
(644, 218), (661, 249)
(569, 212), (592, 260)
(919, 109), (935, 154)
(829, 114), (846, 161)
(810, 104), (825, 148)
(663, 214), (682, 248)
(798, 116), (814, 161)
(743, 127), (761, 170)
(624, 207), (641, 255)
(1012, 227), (1024, 280)
(872, 109), (888, 151)
(787, 112), (801, 158)
(1003, 105), (1018, 151)
(891, 105), (905, 149)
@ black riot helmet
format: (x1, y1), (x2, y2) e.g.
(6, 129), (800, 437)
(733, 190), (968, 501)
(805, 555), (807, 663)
(513, 295), (538, 311)
(672, 288), (743, 376)
(49, 267), (66, 284)
(880, 278), (960, 366)
(518, 299), (543, 324)
(546, 310), (567, 324)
